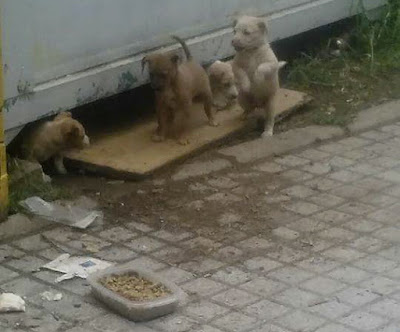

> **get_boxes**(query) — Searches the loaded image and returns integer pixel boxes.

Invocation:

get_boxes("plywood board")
[65,89,310,178]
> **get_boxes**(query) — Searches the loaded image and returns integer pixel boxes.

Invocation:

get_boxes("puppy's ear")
[141,56,149,74]
[257,20,268,34]
[170,53,180,65]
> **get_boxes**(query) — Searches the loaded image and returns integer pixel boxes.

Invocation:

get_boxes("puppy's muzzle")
[232,39,244,52]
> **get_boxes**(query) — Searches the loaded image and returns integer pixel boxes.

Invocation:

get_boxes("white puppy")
[232,16,286,137]
[207,60,238,110]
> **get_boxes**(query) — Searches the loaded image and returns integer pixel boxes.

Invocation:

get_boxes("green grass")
[285,0,400,127]
[7,157,70,215]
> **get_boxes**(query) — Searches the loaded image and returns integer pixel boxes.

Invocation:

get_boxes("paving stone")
[212,288,259,308]
[275,310,326,331]
[211,311,258,332]
[180,258,225,274]
[308,193,345,208]
[297,148,331,161]
[86,313,136,332]
[352,255,397,273]
[329,170,364,182]
[283,201,322,216]
[151,229,193,242]
[243,257,282,272]
[338,202,377,216]
[374,227,400,243]
[158,266,195,285]
[280,169,315,182]
[243,300,289,321]
[126,256,166,271]
[191,326,225,332]
[5,255,46,273]
[322,246,366,262]
[98,226,138,242]
[305,178,341,191]
[213,246,243,262]
[181,278,227,297]
[148,314,198,332]
[327,266,372,284]
[314,324,355,332]
[360,276,400,295]
[94,245,138,262]
[313,210,352,225]
[207,177,239,189]
[317,227,357,242]
[211,266,252,286]
[267,246,308,263]
[271,287,319,308]
[343,218,383,233]
[237,236,274,250]
[0,245,24,262]
[252,324,291,332]
[253,161,286,173]
[348,236,387,253]
[125,220,154,233]
[296,256,340,274]
[307,298,353,319]
[271,227,300,240]
[267,266,314,285]
[340,311,388,331]
[301,276,346,295]
[0,265,19,284]
[369,298,400,319]
[172,159,231,181]
[13,234,51,252]
[184,300,229,321]
[302,162,332,175]
[240,277,287,297]
[124,236,165,253]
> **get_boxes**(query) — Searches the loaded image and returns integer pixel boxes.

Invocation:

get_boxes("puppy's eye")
[224,82,231,88]
[243,30,250,35]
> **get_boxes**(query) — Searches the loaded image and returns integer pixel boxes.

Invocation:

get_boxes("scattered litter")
[20,196,103,229]
[40,291,63,301]
[0,293,26,312]
[42,254,113,283]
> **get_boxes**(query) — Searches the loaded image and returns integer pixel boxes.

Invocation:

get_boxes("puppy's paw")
[209,119,220,127]
[261,130,274,138]
[178,138,190,146]
[152,134,165,142]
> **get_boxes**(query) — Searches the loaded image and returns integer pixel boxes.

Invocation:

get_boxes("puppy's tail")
[171,35,192,60]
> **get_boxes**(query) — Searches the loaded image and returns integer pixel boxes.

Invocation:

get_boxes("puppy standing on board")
[142,36,219,145]
[20,112,90,174]
[207,60,238,110]
[232,16,286,138]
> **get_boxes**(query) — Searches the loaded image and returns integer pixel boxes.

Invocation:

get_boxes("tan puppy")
[21,112,90,174]
[232,16,286,138]
[208,60,238,110]
[142,36,218,144]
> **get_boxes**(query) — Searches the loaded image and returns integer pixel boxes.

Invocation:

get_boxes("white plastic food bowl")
[88,266,181,322]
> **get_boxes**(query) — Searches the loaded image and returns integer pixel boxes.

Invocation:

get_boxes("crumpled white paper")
[0,293,26,312]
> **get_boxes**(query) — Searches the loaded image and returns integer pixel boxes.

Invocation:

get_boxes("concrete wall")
[1,0,385,142]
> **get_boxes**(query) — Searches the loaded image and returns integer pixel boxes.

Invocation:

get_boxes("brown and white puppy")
[207,60,238,110]
[232,16,286,138]
[142,36,218,144]
[21,112,90,174]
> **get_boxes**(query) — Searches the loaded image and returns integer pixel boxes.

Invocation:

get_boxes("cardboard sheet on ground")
[66,88,310,178]
[42,254,113,283]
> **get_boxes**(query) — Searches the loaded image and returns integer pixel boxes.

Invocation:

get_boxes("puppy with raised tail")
[142,36,219,145]
[207,60,238,110]
[20,112,90,174]
[232,16,286,138]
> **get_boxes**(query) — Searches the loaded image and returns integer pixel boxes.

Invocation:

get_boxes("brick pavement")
[3,121,400,331]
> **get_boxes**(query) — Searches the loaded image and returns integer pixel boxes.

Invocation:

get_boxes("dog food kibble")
[100,274,171,301]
